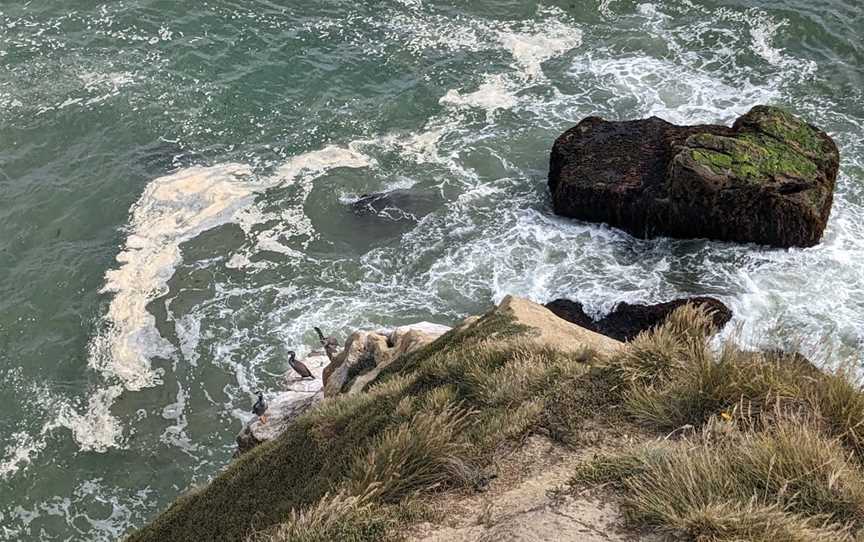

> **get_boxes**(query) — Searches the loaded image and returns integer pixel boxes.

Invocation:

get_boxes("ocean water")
[1,0,862,539]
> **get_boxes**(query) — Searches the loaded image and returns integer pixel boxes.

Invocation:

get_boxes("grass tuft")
[570,419,864,541]
[245,491,395,542]
[349,406,475,503]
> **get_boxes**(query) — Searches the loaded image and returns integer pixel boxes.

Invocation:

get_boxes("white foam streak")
[55,386,124,453]
[273,144,373,181]
[0,433,45,480]
[439,7,583,118]
[78,146,374,452]
[497,19,583,79]
[440,74,519,117]
[236,145,375,259]
[89,163,254,391]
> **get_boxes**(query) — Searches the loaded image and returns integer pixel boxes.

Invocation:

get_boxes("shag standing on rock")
[287,350,314,379]
[314,326,340,361]
[252,391,268,424]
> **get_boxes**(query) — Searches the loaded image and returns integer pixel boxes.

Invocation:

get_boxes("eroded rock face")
[549,106,839,247]
[323,322,451,397]
[545,297,732,342]
[235,392,321,455]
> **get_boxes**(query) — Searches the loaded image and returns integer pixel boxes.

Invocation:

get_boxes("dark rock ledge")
[545,297,732,342]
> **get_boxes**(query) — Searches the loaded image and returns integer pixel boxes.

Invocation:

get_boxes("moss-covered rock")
[667,106,838,246]
[548,105,839,247]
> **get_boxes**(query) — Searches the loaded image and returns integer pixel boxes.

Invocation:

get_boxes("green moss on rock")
[684,130,820,184]
[737,105,834,163]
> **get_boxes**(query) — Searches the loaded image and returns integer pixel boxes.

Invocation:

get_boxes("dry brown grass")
[569,305,864,542]
[349,406,475,503]
[572,419,864,541]
[245,491,394,542]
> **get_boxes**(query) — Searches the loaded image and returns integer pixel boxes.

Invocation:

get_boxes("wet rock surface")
[545,297,732,342]
[549,106,839,247]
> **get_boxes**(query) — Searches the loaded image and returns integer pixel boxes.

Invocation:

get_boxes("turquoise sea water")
[1,1,862,539]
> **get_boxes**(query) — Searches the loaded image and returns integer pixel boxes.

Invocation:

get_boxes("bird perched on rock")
[287,350,314,379]
[314,327,340,361]
[252,391,268,424]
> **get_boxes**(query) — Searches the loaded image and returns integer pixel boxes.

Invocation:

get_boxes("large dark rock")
[549,106,839,247]
[545,297,732,342]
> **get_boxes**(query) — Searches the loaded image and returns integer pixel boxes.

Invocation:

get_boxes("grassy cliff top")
[128,298,864,542]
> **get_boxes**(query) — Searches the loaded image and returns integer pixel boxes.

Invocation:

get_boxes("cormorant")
[314,327,340,361]
[287,350,314,379]
[252,391,268,424]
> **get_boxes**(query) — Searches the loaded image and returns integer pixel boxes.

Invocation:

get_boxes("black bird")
[252,391,268,424]
[314,327,340,361]
[287,350,314,379]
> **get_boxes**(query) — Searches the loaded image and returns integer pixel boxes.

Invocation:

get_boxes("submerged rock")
[350,189,439,222]
[549,106,839,247]
[545,297,732,342]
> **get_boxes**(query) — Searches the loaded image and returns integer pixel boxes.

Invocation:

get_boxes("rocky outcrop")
[545,297,732,342]
[235,391,321,455]
[549,106,839,247]
[235,353,328,455]
[496,295,622,357]
[323,322,451,397]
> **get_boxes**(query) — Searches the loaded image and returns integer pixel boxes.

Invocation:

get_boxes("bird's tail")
[314,326,326,342]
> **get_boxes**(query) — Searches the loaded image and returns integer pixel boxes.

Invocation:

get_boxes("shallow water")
[1,1,862,539]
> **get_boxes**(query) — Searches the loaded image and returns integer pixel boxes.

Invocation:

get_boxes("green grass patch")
[566,304,864,542]
[127,308,592,542]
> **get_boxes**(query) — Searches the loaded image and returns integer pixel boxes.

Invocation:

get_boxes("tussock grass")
[246,491,394,542]
[349,406,474,503]
[611,305,864,451]
[810,367,864,459]
[661,500,852,542]
[568,305,864,541]
[571,420,864,541]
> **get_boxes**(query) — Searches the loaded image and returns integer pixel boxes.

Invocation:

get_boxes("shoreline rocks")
[234,295,726,455]
[548,106,839,247]
[235,353,329,455]
[545,297,732,342]
[237,322,453,455]
[323,322,452,397]
[497,295,623,356]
